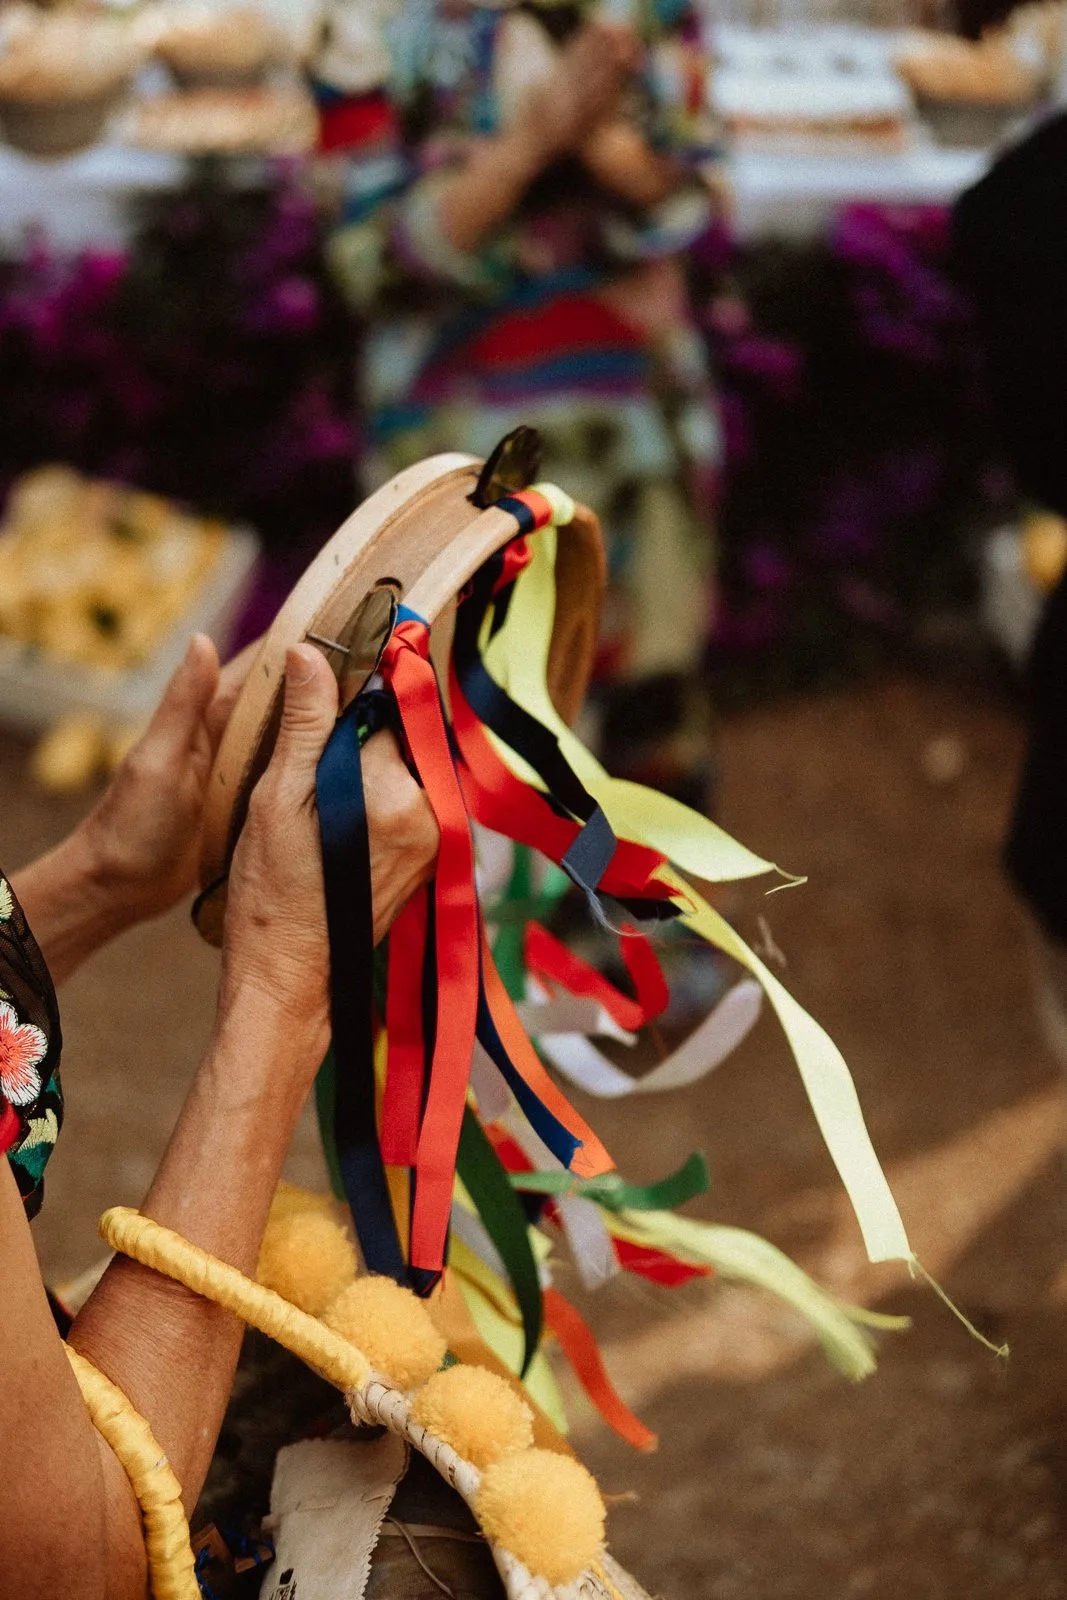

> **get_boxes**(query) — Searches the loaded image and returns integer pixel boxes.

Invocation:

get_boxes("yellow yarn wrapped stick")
[64,1345,198,1600]
[100,1207,370,1391]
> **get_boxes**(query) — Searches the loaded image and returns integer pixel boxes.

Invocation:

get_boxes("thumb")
[269,644,340,791]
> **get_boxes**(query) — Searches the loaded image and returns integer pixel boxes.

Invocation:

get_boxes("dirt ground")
[6,671,1067,1600]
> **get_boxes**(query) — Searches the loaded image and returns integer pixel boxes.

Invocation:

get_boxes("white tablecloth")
[0,144,186,253]
[724,143,990,241]
[0,137,992,255]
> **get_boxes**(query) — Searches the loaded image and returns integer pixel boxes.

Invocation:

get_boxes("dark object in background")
[955,114,1067,521]
[954,112,1067,941]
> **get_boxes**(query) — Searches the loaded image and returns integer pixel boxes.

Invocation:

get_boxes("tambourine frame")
[195,450,605,943]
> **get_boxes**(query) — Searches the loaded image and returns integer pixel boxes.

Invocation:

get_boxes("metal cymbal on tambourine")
[194,444,606,945]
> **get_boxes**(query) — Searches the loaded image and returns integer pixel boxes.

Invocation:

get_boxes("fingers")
[205,637,260,752]
[575,19,638,72]
[137,633,220,767]
[264,645,339,803]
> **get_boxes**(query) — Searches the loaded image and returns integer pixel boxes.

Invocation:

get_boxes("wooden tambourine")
[195,446,606,943]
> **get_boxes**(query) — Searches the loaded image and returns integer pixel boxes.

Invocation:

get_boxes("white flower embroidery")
[0,999,47,1107]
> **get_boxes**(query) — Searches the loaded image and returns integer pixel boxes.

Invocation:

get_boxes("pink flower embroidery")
[0,1000,47,1107]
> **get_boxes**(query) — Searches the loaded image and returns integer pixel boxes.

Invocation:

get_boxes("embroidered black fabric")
[0,872,63,1217]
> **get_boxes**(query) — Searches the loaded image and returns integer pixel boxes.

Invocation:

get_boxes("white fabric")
[263,1434,407,1600]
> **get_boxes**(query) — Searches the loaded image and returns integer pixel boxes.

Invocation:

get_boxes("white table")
[724,142,991,241]
[0,134,993,255]
[0,143,186,253]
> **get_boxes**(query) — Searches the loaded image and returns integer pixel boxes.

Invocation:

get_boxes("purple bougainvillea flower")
[723,334,803,400]
[742,540,793,592]
[711,594,788,654]
[718,390,753,467]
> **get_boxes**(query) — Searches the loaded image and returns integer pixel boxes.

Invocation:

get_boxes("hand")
[77,634,255,926]
[581,117,684,207]
[517,21,639,163]
[219,645,439,1041]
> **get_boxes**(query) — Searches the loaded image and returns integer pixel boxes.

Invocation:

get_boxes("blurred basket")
[0,86,126,156]
[0,523,258,733]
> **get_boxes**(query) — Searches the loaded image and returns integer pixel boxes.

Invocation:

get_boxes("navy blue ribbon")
[315,695,406,1282]
[451,550,618,904]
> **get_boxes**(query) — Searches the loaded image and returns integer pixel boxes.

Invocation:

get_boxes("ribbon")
[612,1237,710,1288]
[477,525,912,1268]
[605,1210,907,1381]
[509,1151,710,1213]
[456,1106,543,1375]
[380,885,430,1166]
[316,701,406,1281]
[449,494,673,922]
[381,611,480,1278]
[447,1236,567,1425]
[450,665,676,905]
[524,920,669,1033]
[535,978,764,1101]
[543,1288,657,1452]
[477,928,613,1180]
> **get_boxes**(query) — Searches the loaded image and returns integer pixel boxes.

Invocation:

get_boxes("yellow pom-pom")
[322,1276,446,1390]
[256,1211,358,1316]
[268,1182,340,1225]
[474,1449,606,1585]
[409,1365,535,1469]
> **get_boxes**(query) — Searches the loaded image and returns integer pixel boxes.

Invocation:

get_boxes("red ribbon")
[380,883,429,1167]
[613,1237,711,1289]
[448,659,674,902]
[524,922,669,1034]
[381,618,480,1273]
[543,1288,657,1452]
[0,1099,19,1156]
[491,532,534,594]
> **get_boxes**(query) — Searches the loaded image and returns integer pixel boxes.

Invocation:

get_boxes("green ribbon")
[490,844,533,1001]
[314,1049,345,1201]
[509,1150,711,1213]
[456,1106,543,1376]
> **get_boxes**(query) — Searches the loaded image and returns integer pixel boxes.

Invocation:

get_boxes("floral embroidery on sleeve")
[0,1001,48,1106]
[0,872,63,1217]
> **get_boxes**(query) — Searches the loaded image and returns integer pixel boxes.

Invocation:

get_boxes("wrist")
[12,830,139,955]
[74,810,156,925]
[214,959,330,1090]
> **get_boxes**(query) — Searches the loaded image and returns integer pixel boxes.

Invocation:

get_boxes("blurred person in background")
[954,111,1067,1055]
[0,635,439,1597]
[315,0,724,809]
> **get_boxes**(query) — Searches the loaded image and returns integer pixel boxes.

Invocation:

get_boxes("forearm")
[10,828,139,986]
[0,1157,129,1600]
[70,981,328,1515]
[435,125,552,258]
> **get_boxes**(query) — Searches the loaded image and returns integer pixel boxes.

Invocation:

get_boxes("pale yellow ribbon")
[481,506,911,1267]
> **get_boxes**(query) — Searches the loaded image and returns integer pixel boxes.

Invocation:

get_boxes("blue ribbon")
[316,697,406,1282]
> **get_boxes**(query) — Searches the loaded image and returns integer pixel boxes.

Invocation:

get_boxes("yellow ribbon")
[482,512,911,1267]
